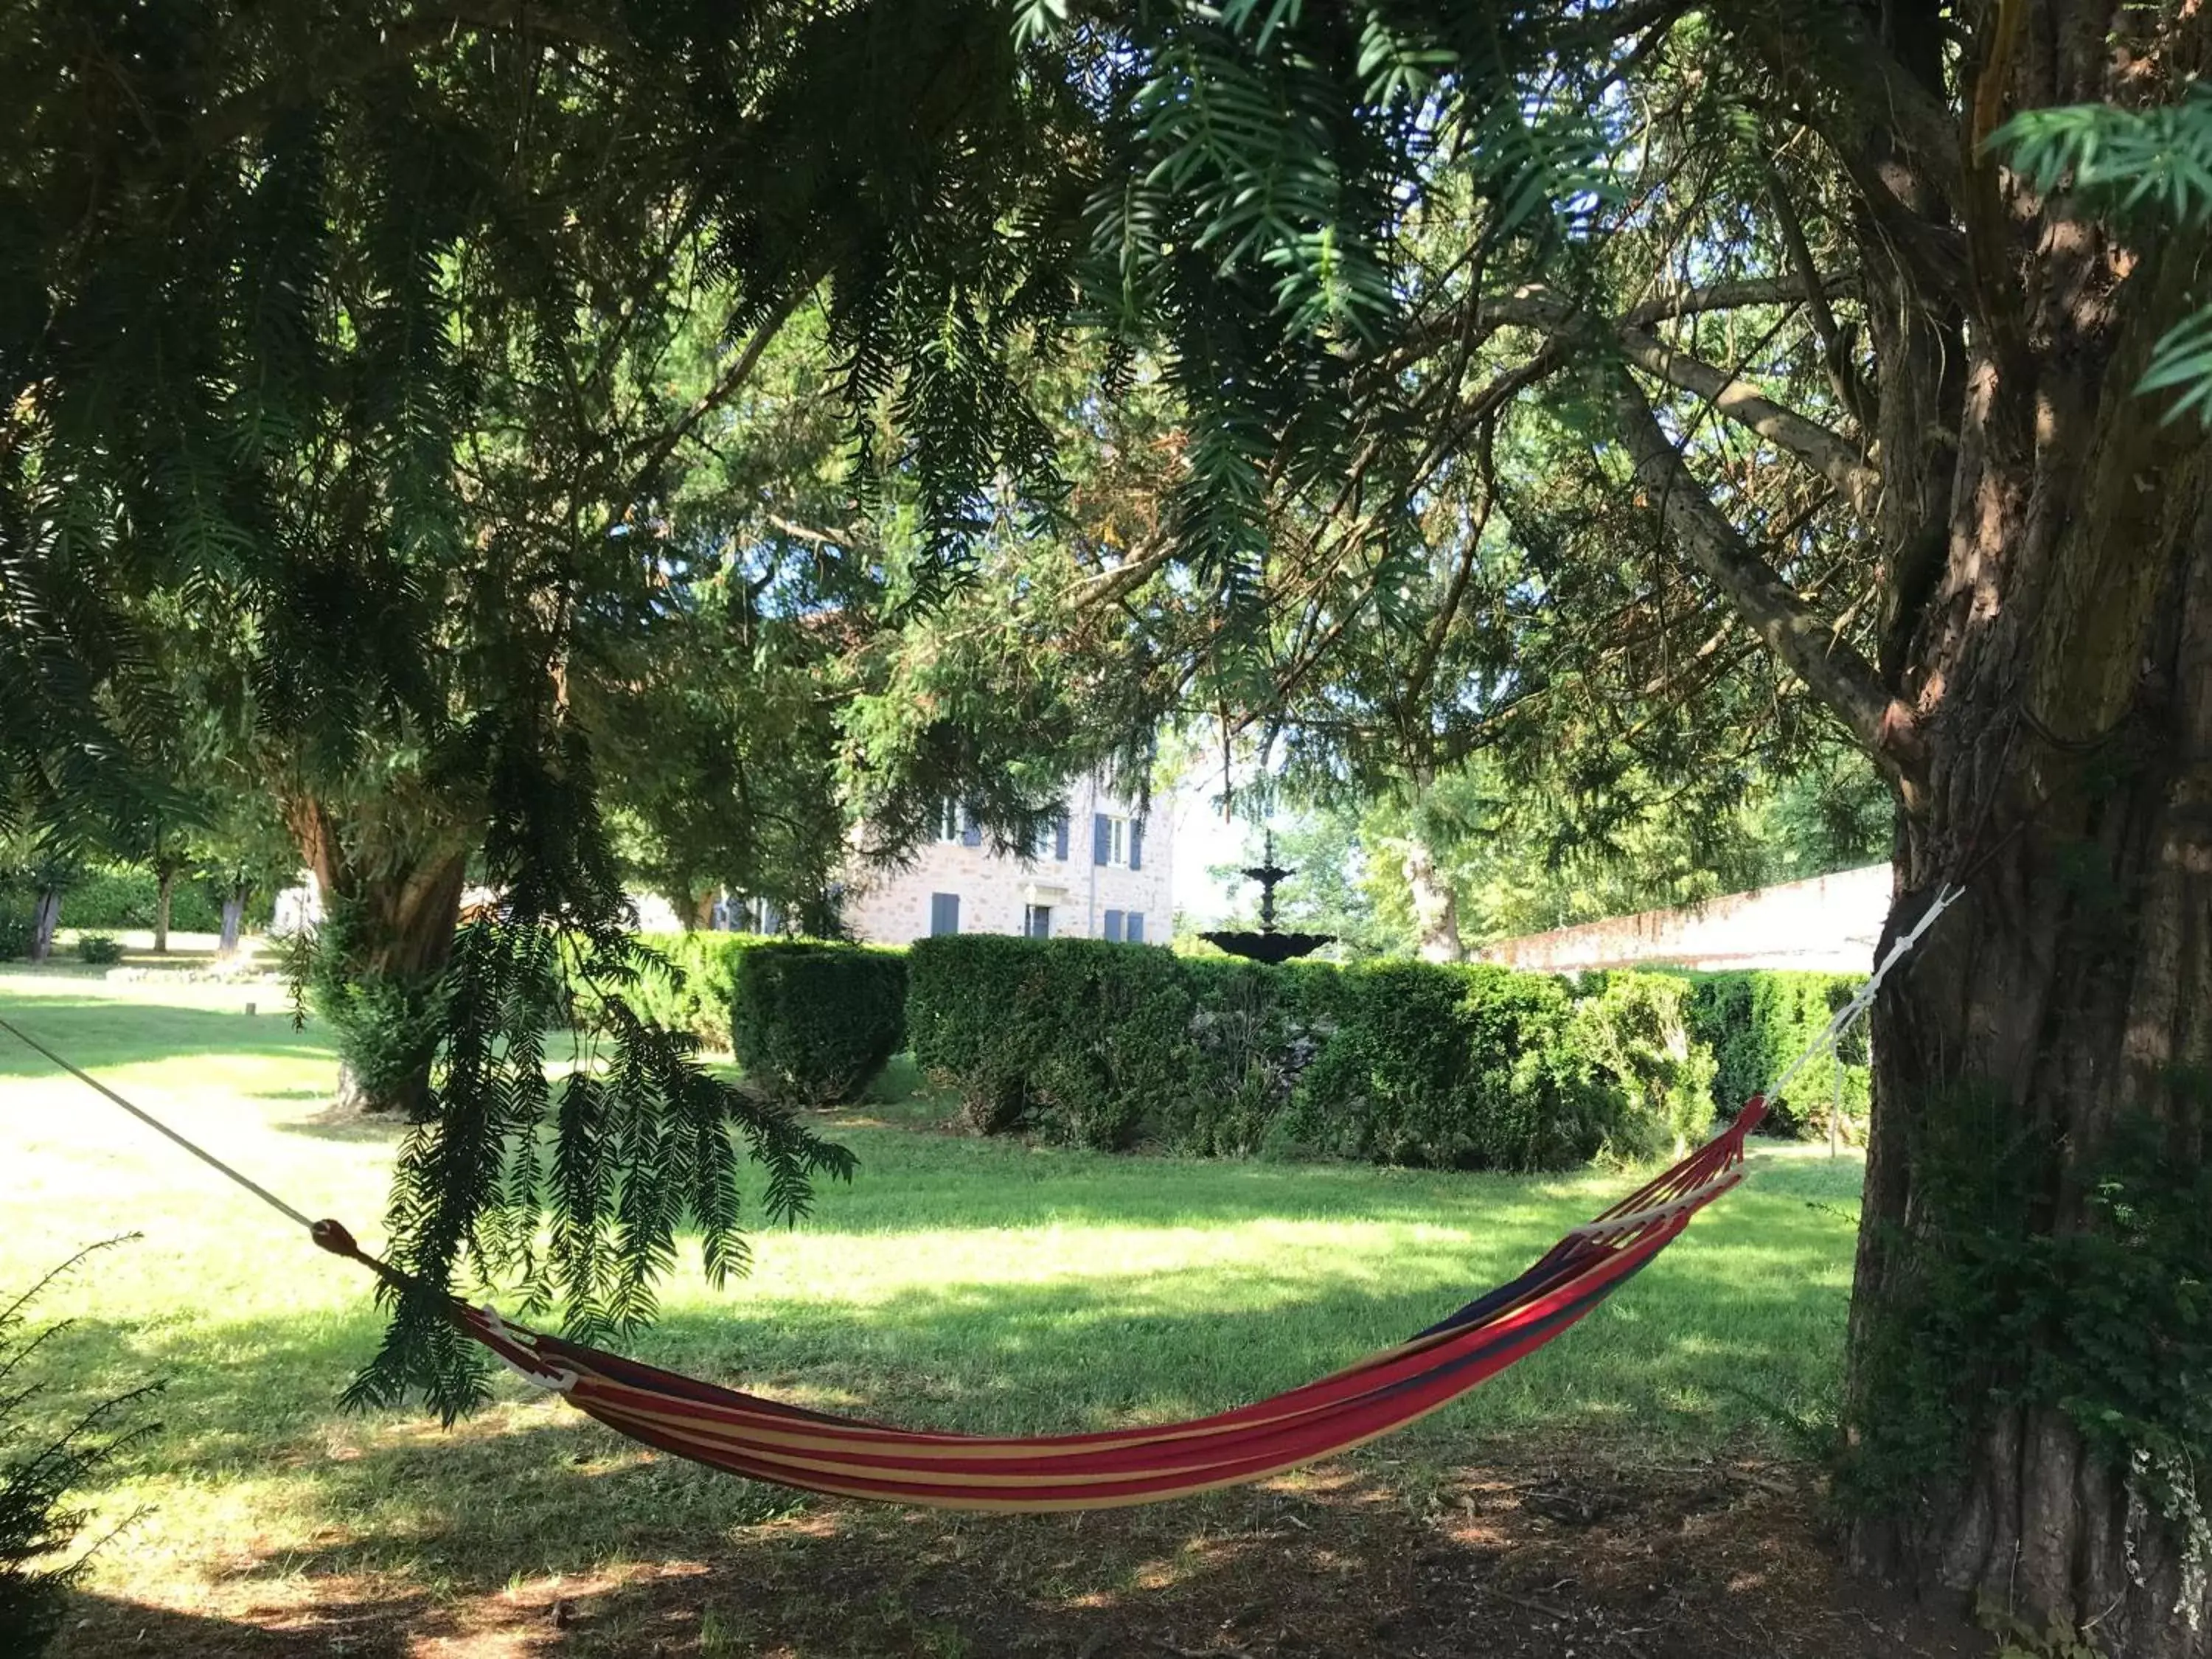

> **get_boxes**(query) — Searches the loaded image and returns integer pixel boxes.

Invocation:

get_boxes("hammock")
[313,1097,1767,1512]
[0,882,1956,1514]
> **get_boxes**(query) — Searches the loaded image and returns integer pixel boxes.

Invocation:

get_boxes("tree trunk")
[27,889,59,962]
[218,888,245,956]
[287,796,470,1116]
[1837,123,2212,1651]
[153,870,173,954]
[1400,835,1463,962]
[690,888,714,931]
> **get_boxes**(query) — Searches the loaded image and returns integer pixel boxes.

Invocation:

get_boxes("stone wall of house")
[1475,863,1891,974]
[838,774,1174,946]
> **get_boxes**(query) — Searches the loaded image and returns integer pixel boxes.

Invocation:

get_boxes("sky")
[1167,773,1260,928]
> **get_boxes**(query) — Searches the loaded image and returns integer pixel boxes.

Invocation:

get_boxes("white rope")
[474,1304,580,1394]
[1759,883,1964,1109]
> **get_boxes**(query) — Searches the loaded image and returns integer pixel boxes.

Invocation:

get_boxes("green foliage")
[1683,971,1868,1136]
[908,935,1193,1150]
[1841,1110,2212,1590]
[0,1239,161,1659]
[347,735,855,1421]
[622,932,762,1055]
[1290,961,1624,1172]
[1026,939,1198,1151]
[0,914,30,961]
[907,934,1056,1133]
[72,933,122,966]
[730,942,907,1108]
[64,866,228,935]
[1571,972,1717,1156]
[911,936,1664,1171]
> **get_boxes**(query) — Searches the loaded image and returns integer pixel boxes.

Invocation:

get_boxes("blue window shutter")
[1126,911,1144,944]
[1102,909,1123,943]
[1127,819,1144,871]
[1093,813,1110,866]
[1054,813,1069,861]
[961,808,982,847]
[931,893,960,935]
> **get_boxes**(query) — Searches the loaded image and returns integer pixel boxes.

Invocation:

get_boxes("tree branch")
[1613,322,1879,513]
[1606,369,1910,773]
[625,284,815,501]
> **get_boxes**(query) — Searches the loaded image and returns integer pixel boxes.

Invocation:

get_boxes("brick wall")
[838,775,1173,946]
[1475,863,1891,973]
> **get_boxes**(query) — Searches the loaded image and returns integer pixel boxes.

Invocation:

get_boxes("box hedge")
[626,931,762,1051]
[907,937,1691,1170]
[1683,970,1869,1135]
[730,942,907,1107]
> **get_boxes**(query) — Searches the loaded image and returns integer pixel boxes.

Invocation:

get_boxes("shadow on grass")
[57,1587,418,1659]
[40,1234,1931,1659]
[0,995,333,1077]
[31,1186,1857,1582]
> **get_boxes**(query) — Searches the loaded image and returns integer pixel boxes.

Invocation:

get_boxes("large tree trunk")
[153,870,173,955]
[289,796,470,1116]
[1837,44,2212,1641]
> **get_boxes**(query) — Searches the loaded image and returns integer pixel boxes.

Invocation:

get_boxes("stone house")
[838,775,1172,946]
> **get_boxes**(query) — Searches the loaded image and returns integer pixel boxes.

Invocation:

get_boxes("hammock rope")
[0,881,1961,1513]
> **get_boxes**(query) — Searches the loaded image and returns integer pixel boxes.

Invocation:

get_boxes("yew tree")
[1062,2,2209,1647]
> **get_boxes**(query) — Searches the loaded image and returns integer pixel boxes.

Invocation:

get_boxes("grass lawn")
[0,967,1883,1658]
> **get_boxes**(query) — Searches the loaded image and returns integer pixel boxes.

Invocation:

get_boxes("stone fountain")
[1199,832,1335,964]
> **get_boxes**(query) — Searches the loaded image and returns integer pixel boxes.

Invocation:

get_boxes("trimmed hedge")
[731,942,907,1107]
[1683,970,1869,1135]
[908,937,1687,1169]
[1279,961,1625,1170]
[627,931,761,1051]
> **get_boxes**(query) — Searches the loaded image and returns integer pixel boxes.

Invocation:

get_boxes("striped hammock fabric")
[451,1098,1770,1513]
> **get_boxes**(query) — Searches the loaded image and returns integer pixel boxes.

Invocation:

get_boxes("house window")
[1102,908,1123,942]
[1024,903,1053,939]
[930,892,961,935]
[936,800,962,843]
[1091,813,1143,869]
[1125,911,1145,944]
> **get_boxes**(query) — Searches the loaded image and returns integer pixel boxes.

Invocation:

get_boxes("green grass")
[0,969,1867,1642]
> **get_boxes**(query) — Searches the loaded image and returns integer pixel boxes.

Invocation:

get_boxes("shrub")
[623,931,761,1052]
[907,935,1193,1148]
[1288,961,1630,1172]
[0,913,32,961]
[66,866,226,934]
[730,942,906,1107]
[1169,959,1317,1156]
[72,933,123,966]
[1026,939,1194,1150]
[1684,970,1869,1135]
[906,934,1057,1132]
[1,1241,161,1659]
[1571,971,1717,1157]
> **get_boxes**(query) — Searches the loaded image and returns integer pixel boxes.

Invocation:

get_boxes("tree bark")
[153,870,173,954]
[1838,139,2212,1659]
[218,888,245,956]
[287,796,470,1116]
[28,889,59,963]
[1399,835,1464,962]
[1691,7,2212,1649]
